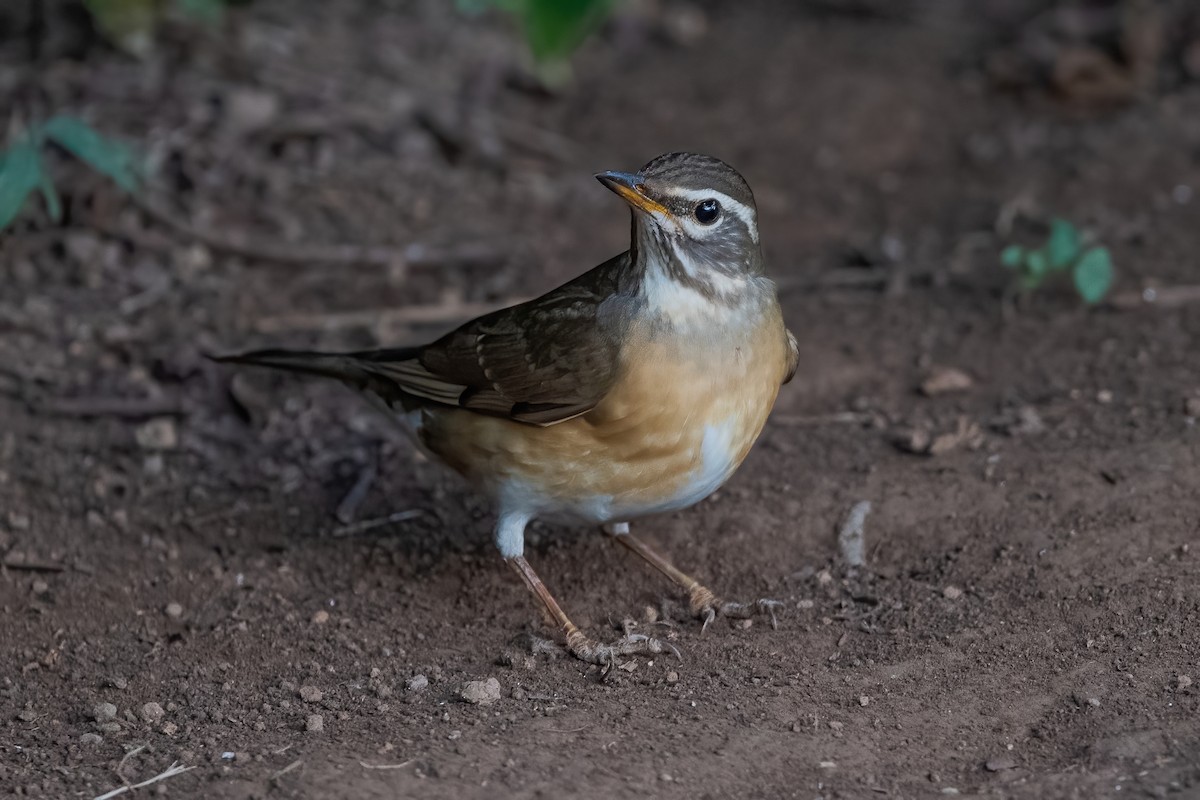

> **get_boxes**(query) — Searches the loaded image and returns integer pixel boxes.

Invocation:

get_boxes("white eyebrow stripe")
[659,187,758,243]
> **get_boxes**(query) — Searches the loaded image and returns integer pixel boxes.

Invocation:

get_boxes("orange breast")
[419,306,789,524]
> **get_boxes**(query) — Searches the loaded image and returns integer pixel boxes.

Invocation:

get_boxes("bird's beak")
[595,171,671,217]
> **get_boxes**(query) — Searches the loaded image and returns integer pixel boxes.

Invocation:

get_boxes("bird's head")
[596,152,763,302]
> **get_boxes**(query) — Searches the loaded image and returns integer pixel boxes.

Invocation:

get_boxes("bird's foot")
[564,628,681,668]
[688,585,782,633]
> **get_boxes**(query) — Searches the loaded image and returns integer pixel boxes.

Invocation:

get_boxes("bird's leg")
[607,527,781,632]
[506,555,678,667]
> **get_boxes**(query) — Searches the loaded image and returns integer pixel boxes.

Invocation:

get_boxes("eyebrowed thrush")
[216,152,799,665]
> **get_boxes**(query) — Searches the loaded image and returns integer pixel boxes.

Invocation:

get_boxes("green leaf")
[0,137,48,230]
[1000,244,1025,269]
[84,0,158,56]
[172,0,225,26]
[1045,218,1081,272]
[1073,247,1114,305]
[42,116,142,193]
[1025,249,1049,282]
[38,168,62,223]
[517,0,611,63]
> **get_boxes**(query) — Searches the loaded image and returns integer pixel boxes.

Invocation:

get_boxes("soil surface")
[2,1,1199,798]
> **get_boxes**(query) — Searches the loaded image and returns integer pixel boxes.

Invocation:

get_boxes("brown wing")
[354,253,632,425]
[783,329,799,385]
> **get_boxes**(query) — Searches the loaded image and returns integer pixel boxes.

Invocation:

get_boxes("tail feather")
[210,345,419,383]
[208,349,376,384]
[210,346,436,412]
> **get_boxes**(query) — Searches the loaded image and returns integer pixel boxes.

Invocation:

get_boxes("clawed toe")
[564,629,681,667]
[719,598,782,629]
[691,588,782,632]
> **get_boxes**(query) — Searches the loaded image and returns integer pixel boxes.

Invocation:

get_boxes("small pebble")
[80,733,103,746]
[161,721,178,736]
[859,695,870,707]
[140,702,165,724]
[459,678,501,705]
[942,586,963,600]
[165,602,183,620]
[985,756,1016,772]
[135,418,178,450]
[92,702,118,722]
[665,670,679,684]
[31,579,49,595]
[1176,674,1193,690]
[920,366,973,396]
[660,772,674,782]
[99,722,121,734]
[299,685,323,703]
[406,674,429,693]
[305,714,324,733]
[311,610,330,625]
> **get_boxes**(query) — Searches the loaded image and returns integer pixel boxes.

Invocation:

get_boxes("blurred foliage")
[0,117,142,231]
[84,0,227,56]
[1001,218,1114,305]
[457,0,616,80]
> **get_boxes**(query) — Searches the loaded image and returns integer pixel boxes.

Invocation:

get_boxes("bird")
[214,152,799,666]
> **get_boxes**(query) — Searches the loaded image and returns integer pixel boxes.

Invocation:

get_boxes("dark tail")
[208,347,419,387]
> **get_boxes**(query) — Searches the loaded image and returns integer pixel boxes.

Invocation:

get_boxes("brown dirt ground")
[2,1,1199,797]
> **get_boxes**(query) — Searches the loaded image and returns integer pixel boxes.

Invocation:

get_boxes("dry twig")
[91,761,194,800]
[330,509,422,538]
[131,194,504,270]
[359,759,414,770]
[269,759,304,782]
[39,396,186,419]
[1109,285,1200,311]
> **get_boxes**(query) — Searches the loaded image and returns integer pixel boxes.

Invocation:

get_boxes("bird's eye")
[694,199,720,224]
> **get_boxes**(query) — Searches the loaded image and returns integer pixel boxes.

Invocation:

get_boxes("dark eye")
[694,198,720,224]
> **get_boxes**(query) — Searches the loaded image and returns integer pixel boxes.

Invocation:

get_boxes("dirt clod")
[458,678,501,705]
[311,610,330,625]
[299,685,323,703]
[165,602,183,619]
[305,714,324,733]
[80,733,103,746]
[140,702,165,724]
[406,675,429,693]
[92,702,117,722]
